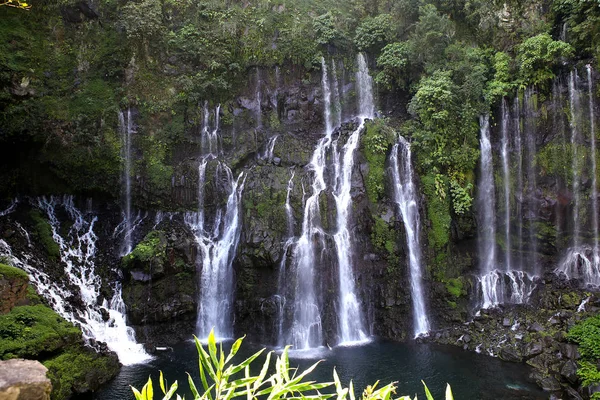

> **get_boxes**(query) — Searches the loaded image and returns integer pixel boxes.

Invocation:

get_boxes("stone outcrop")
[0,359,52,400]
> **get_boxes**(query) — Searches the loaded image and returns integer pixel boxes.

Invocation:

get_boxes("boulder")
[0,359,52,400]
[560,360,578,384]
[499,347,522,363]
[523,342,543,359]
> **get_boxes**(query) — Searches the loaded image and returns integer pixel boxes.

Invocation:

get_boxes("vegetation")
[0,262,29,281]
[44,346,120,400]
[132,331,455,400]
[28,209,60,260]
[123,230,167,271]
[0,304,81,360]
[568,314,600,392]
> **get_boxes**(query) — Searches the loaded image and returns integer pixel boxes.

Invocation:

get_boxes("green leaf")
[159,371,167,395]
[225,336,244,364]
[188,372,201,400]
[422,381,434,400]
[163,380,179,400]
[229,348,264,375]
[131,386,144,400]
[445,384,454,400]
[208,329,219,367]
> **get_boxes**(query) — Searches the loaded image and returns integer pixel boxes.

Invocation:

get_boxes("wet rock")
[499,347,522,363]
[565,387,583,400]
[523,342,543,359]
[528,322,544,332]
[0,359,52,400]
[538,376,561,392]
[503,317,511,327]
[99,307,110,322]
[560,360,578,384]
[558,343,580,360]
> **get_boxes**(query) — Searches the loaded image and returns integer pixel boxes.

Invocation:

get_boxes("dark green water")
[87,339,545,399]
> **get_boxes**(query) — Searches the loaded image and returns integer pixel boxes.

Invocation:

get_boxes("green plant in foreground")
[132,330,454,400]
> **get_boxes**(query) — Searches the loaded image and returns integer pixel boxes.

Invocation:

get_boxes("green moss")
[0,304,81,360]
[0,263,28,281]
[568,314,600,388]
[44,346,120,400]
[362,120,396,204]
[28,210,60,260]
[122,230,166,270]
[445,278,465,298]
[421,173,451,250]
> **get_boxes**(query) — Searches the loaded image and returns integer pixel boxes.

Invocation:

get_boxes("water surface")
[88,339,544,400]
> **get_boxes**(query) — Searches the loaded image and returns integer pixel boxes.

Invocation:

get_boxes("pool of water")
[85,338,544,399]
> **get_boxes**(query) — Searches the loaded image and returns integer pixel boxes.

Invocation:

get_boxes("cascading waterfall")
[476,115,498,308]
[555,67,600,286]
[275,169,296,347]
[390,137,430,337]
[333,120,368,345]
[524,89,539,273]
[287,54,372,349]
[286,60,333,349]
[476,110,537,309]
[262,135,278,162]
[185,104,246,340]
[500,100,512,271]
[118,109,134,255]
[35,196,151,365]
[588,65,599,267]
[0,198,18,217]
[333,54,372,344]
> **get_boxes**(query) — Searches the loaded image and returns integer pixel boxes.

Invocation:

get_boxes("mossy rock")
[0,304,81,360]
[445,277,466,298]
[0,263,29,314]
[122,230,167,277]
[28,209,60,260]
[0,263,28,281]
[44,346,120,400]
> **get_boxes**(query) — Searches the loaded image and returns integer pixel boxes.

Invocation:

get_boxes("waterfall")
[118,109,134,255]
[255,68,262,128]
[555,67,600,287]
[356,53,374,118]
[500,100,512,271]
[524,88,539,273]
[390,138,430,337]
[513,98,525,269]
[333,121,368,345]
[262,135,278,162]
[0,198,18,217]
[185,104,245,340]
[476,115,501,307]
[476,109,537,309]
[587,65,599,266]
[287,54,372,349]
[34,196,151,365]
[276,169,296,347]
[331,60,342,127]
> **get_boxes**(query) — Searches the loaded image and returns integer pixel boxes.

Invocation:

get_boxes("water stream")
[390,137,430,337]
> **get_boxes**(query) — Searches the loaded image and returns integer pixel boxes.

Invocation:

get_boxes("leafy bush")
[375,42,411,90]
[44,346,120,400]
[516,33,573,86]
[568,314,600,390]
[354,14,395,52]
[0,304,81,359]
[132,330,455,400]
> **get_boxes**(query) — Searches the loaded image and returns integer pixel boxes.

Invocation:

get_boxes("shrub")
[132,330,455,400]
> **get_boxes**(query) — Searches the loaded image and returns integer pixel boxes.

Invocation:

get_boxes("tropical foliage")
[131,331,454,400]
